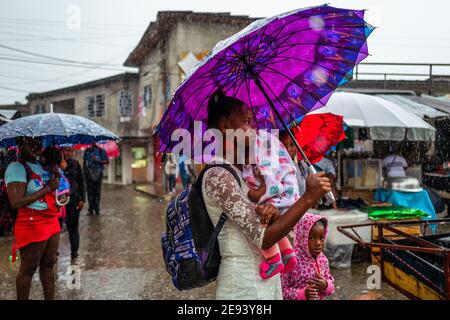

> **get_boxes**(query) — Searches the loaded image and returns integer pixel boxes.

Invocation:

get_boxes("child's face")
[308,221,325,258]
[280,134,297,161]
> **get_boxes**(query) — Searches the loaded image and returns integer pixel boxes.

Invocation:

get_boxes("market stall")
[308,92,442,267]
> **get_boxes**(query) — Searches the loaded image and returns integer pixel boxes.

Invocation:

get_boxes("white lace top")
[202,161,283,300]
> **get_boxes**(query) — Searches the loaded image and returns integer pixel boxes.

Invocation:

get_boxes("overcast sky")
[1,0,450,104]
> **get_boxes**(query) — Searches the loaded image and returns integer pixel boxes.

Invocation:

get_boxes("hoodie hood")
[294,213,328,258]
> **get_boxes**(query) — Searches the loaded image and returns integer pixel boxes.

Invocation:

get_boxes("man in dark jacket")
[83,143,108,215]
[62,147,86,266]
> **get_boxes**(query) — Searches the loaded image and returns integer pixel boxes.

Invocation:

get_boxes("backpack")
[161,163,241,290]
[0,159,32,235]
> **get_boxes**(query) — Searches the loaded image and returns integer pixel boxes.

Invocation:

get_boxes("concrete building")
[0,103,29,124]
[123,11,256,183]
[23,12,257,185]
[26,73,144,185]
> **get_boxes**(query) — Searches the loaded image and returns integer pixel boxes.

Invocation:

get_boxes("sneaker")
[281,249,297,274]
[260,254,284,280]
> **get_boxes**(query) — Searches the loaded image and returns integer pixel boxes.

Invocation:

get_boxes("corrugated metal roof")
[0,109,19,120]
[377,95,449,119]
[407,95,450,114]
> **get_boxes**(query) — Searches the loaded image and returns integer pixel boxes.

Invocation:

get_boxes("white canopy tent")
[311,92,436,141]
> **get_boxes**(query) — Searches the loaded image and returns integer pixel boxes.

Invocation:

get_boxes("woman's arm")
[261,172,331,250]
[204,167,266,248]
[204,167,330,249]
[5,163,60,210]
[7,182,55,210]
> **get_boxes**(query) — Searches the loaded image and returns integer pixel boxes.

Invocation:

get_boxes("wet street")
[0,185,405,300]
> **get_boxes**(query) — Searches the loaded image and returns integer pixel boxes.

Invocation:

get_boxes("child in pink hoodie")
[281,213,335,300]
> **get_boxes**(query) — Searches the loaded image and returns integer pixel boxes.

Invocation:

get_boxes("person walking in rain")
[83,143,108,215]
[178,155,191,190]
[164,153,178,194]
[62,147,86,265]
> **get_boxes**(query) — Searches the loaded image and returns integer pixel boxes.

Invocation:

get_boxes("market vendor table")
[374,188,437,220]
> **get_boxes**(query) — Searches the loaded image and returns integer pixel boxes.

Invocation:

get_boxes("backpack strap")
[17,158,33,183]
[386,155,398,176]
[200,163,242,259]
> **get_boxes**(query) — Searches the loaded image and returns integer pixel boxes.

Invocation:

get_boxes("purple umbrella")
[156,4,373,160]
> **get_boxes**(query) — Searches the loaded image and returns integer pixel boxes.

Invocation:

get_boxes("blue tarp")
[374,188,437,220]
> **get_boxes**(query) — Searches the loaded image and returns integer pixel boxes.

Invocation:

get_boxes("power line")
[0,44,129,67]
[0,85,29,93]
[0,38,135,48]
[3,60,73,75]
[0,74,66,83]
[0,56,133,71]
[0,30,140,41]
[0,17,147,30]
[0,21,141,37]
[3,49,134,86]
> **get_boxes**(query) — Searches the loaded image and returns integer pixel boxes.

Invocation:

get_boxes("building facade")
[25,12,257,185]
[124,11,256,183]
[26,73,147,185]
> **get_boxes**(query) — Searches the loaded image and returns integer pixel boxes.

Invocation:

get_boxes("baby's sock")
[278,237,297,274]
[259,254,284,280]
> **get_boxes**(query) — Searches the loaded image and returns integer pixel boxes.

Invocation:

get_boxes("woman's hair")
[41,147,62,167]
[16,137,26,146]
[16,137,38,148]
[206,89,245,129]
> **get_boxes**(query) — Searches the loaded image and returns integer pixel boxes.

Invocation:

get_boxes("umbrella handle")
[308,165,336,203]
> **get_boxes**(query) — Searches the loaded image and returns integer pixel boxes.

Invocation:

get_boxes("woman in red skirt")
[5,137,61,300]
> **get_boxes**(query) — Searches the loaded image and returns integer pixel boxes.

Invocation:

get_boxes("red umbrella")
[292,113,345,164]
[71,141,120,159]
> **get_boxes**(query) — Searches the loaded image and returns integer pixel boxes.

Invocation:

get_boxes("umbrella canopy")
[0,113,119,148]
[71,141,121,159]
[292,113,346,164]
[155,5,374,154]
[311,92,436,141]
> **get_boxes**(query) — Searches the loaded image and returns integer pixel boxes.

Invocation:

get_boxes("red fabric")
[44,192,59,212]
[13,207,61,250]
[292,113,346,164]
[72,141,120,159]
[59,206,66,220]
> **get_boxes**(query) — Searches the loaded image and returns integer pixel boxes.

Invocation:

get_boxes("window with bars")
[118,90,132,116]
[87,96,95,117]
[143,85,152,108]
[35,104,46,114]
[95,95,105,117]
[86,95,105,117]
